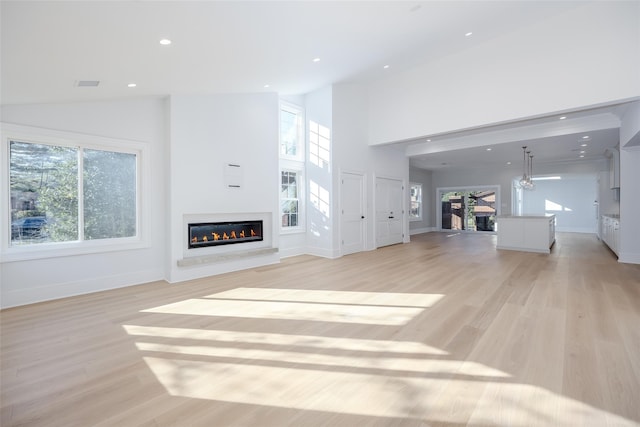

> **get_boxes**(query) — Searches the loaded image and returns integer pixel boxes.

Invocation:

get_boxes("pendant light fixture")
[518,146,535,190]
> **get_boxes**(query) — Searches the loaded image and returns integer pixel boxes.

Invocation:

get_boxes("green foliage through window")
[9,140,137,245]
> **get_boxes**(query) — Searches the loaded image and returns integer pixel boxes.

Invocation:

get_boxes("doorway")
[376,177,404,247]
[340,171,366,255]
[438,186,499,232]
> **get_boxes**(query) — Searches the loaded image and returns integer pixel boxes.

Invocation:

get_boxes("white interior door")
[340,172,366,255]
[376,177,404,248]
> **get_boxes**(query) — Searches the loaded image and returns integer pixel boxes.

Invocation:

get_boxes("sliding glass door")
[438,187,498,232]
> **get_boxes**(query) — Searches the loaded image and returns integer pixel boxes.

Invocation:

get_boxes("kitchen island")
[496,214,555,254]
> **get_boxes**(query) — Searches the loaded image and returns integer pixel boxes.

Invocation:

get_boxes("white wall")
[368,2,640,145]
[522,175,598,233]
[166,93,280,283]
[618,101,640,263]
[0,98,167,308]
[304,86,335,257]
[332,83,410,251]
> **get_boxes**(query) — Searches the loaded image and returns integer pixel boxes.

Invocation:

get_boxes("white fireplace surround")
[180,212,274,265]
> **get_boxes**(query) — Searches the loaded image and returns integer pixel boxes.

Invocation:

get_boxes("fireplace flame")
[202,235,208,242]
[231,231,237,239]
[223,232,230,240]
[239,230,245,238]
[212,232,220,241]
[191,236,198,243]
[251,229,256,237]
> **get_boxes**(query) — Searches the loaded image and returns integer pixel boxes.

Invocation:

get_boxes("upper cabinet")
[606,148,620,189]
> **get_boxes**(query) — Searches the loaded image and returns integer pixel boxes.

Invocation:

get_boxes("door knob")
[361,216,365,219]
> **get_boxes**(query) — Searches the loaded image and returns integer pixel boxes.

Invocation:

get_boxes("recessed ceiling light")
[507,161,512,165]
[383,65,390,69]
[580,150,585,154]
[465,32,473,37]
[486,148,492,151]
[127,83,137,88]
[559,116,567,120]
[580,143,588,147]
[264,84,270,88]
[426,139,431,142]
[159,38,172,45]
[580,155,585,158]
[313,57,320,63]
[582,135,590,139]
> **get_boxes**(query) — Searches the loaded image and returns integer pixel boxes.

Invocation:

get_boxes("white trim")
[0,269,163,309]
[279,101,305,162]
[1,123,151,263]
[410,227,435,235]
[618,251,640,265]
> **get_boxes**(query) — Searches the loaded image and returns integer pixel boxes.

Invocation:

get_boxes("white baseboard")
[409,227,435,235]
[556,227,597,234]
[1,269,164,309]
[618,251,640,265]
[279,246,308,259]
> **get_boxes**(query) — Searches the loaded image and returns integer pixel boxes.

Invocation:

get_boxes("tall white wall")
[166,93,280,282]
[368,1,640,145]
[304,86,335,257]
[618,101,640,263]
[0,98,167,308]
[332,83,409,251]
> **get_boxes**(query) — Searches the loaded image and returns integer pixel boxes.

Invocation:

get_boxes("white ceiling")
[0,1,633,170]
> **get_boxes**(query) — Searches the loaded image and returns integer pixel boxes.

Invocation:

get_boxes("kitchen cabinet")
[496,215,555,254]
[601,215,619,256]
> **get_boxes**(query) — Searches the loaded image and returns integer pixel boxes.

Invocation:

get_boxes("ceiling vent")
[75,80,100,87]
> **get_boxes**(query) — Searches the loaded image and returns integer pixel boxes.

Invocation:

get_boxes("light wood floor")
[2,232,639,427]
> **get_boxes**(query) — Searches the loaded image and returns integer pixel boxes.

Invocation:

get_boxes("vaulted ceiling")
[1,1,634,170]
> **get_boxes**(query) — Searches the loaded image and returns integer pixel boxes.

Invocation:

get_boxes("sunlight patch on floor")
[142,289,444,326]
[140,356,634,426]
[134,341,508,378]
[205,288,444,308]
[123,325,448,355]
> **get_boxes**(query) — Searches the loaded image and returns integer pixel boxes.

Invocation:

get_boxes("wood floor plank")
[1,232,639,426]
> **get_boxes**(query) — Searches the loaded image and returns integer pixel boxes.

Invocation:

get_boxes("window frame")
[409,182,423,221]
[1,123,150,262]
[279,162,305,234]
[279,101,305,162]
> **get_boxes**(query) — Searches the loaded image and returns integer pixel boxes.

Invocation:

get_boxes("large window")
[9,141,137,245]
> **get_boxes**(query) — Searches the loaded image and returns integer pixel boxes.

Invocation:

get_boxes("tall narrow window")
[9,140,138,246]
[280,170,299,227]
[279,101,305,232]
[280,103,304,161]
[409,183,422,221]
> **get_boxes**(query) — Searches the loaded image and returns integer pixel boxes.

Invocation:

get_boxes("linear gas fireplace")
[188,220,263,249]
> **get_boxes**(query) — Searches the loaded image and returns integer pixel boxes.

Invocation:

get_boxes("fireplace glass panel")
[188,220,263,248]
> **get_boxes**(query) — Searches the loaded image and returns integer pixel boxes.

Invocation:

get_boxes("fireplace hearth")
[188,220,263,249]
